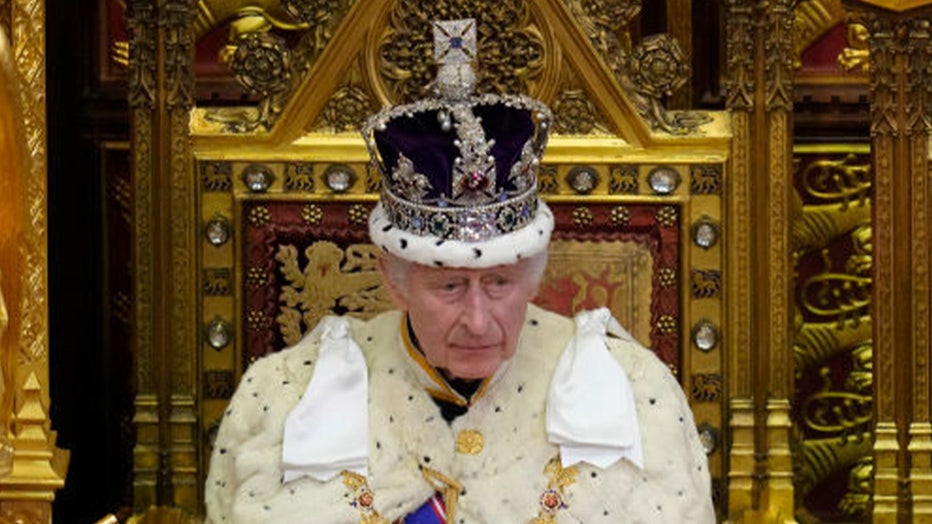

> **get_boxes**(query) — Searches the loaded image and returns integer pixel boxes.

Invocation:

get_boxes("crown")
[363,19,554,268]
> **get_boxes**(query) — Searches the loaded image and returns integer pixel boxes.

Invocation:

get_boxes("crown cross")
[433,19,476,65]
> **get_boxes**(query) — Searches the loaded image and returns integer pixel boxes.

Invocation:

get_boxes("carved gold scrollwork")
[799,154,870,210]
[793,148,874,519]
[206,31,291,132]
[799,273,871,321]
[802,375,871,436]
[566,0,709,134]
[795,341,873,518]
[198,1,353,131]
[279,0,352,94]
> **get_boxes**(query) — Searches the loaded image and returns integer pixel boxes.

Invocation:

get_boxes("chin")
[448,361,502,380]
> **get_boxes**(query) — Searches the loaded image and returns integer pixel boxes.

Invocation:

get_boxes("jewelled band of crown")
[381,183,539,242]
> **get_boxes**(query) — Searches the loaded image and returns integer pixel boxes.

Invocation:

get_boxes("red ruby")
[358,491,373,507]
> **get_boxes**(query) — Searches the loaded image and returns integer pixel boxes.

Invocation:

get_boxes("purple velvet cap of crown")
[372,103,535,201]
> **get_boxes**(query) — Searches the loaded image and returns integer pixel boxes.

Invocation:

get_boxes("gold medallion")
[455,429,484,454]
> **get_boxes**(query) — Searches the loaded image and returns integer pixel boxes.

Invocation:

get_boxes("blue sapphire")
[450,37,463,49]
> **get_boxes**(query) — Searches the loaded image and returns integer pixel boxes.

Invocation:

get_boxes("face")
[382,258,539,380]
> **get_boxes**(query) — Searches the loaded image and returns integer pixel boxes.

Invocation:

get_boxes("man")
[205,19,714,523]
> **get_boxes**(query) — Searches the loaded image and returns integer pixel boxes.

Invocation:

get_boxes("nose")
[460,283,491,334]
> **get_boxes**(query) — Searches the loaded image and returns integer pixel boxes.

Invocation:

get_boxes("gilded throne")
[181,1,731,519]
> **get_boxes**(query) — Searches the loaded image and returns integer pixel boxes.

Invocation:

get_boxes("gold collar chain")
[342,454,576,523]
[527,456,578,524]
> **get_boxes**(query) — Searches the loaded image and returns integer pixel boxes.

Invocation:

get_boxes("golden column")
[724,1,797,522]
[125,0,198,513]
[0,7,68,524]
[844,0,932,521]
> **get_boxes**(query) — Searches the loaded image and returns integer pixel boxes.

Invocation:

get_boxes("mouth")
[453,343,498,352]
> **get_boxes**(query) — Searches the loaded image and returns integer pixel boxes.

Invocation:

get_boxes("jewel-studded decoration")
[528,456,578,523]
[341,472,390,524]
[363,19,552,245]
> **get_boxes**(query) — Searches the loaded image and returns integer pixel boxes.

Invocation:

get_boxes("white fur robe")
[205,305,715,523]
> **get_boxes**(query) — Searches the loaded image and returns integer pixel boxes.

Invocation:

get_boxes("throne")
[126,0,731,518]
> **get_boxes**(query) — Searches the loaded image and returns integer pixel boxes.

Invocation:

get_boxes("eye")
[430,278,466,295]
[482,274,513,294]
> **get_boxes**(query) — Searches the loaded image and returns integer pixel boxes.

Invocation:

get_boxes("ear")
[378,255,409,311]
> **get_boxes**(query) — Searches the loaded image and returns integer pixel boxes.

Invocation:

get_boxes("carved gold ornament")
[553,90,599,135]
[316,85,375,133]
[838,23,870,73]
